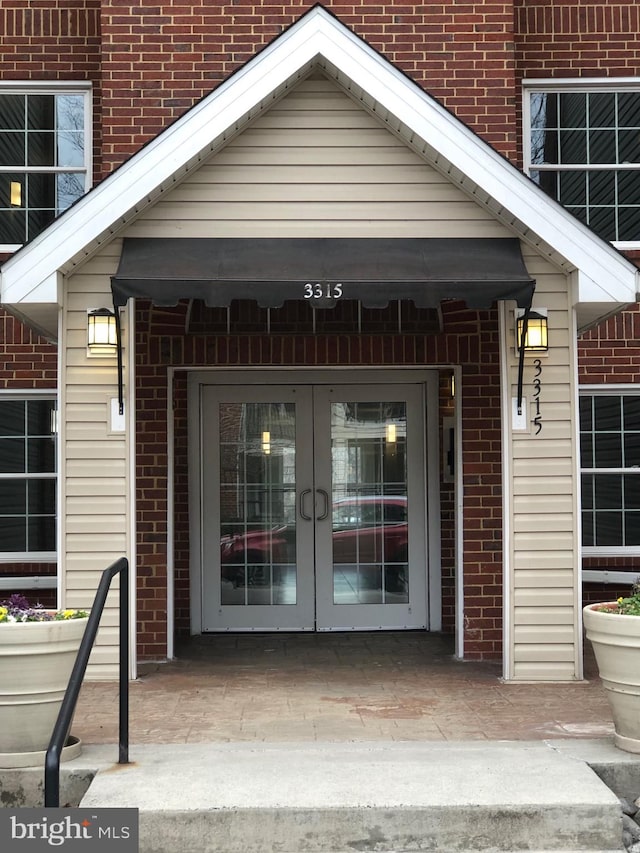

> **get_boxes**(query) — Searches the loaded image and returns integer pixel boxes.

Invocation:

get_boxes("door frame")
[187,368,441,634]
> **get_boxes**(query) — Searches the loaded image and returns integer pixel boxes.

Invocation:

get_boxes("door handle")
[316,488,329,521]
[299,489,313,521]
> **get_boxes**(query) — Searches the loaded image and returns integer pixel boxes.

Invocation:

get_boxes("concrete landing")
[76,740,630,852]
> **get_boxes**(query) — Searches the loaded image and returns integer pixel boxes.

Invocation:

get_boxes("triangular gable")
[1,3,637,328]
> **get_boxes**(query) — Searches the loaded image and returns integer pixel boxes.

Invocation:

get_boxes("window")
[0,397,57,558]
[524,83,640,244]
[580,393,640,551]
[0,85,91,248]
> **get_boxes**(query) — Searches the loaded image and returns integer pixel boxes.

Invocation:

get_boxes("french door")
[199,381,428,631]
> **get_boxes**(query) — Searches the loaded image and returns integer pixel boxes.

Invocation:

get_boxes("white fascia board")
[2,6,637,308]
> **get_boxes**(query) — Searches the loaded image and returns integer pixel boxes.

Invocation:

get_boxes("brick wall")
[135,301,501,661]
[99,0,520,175]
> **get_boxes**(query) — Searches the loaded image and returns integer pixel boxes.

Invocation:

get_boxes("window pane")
[27,399,55,435]
[27,173,56,210]
[0,131,25,166]
[589,92,615,128]
[579,396,593,431]
[594,474,622,509]
[589,129,615,164]
[581,474,594,509]
[624,513,640,546]
[559,171,586,205]
[595,511,622,546]
[582,510,594,546]
[27,208,56,241]
[57,172,85,211]
[623,396,640,430]
[0,399,25,435]
[618,207,640,242]
[560,129,587,164]
[0,94,25,130]
[580,432,593,468]
[27,515,55,552]
[618,130,640,163]
[531,92,557,129]
[590,170,616,206]
[56,95,84,131]
[624,433,640,468]
[0,516,26,551]
[594,433,622,467]
[27,438,55,473]
[594,396,621,431]
[589,206,616,241]
[27,478,55,514]
[27,95,55,131]
[531,130,558,165]
[27,131,55,166]
[57,131,84,167]
[536,170,559,199]
[0,208,26,243]
[624,474,640,510]
[0,479,26,513]
[618,93,640,128]
[560,93,587,128]
[619,171,640,205]
[0,438,25,472]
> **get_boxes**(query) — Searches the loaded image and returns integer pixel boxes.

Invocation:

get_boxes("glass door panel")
[314,385,427,630]
[201,386,315,631]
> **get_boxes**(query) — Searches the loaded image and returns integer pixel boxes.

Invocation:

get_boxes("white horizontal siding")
[62,242,129,680]
[507,248,580,681]
[128,76,512,242]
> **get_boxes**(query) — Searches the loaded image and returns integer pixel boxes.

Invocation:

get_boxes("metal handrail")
[44,557,130,807]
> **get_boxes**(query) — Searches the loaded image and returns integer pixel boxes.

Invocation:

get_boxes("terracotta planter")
[0,617,88,764]
[583,603,640,753]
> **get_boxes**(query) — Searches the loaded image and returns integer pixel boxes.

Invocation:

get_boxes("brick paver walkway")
[72,633,613,745]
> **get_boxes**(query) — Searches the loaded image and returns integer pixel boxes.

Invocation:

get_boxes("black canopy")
[111,237,535,310]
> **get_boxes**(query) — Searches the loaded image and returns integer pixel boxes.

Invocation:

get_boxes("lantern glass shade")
[516,309,548,353]
[87,309,117,352]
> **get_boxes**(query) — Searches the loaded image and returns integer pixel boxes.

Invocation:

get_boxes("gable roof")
[1,3,637,338]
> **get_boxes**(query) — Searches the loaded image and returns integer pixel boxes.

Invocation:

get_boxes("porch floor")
[72,632,615,745]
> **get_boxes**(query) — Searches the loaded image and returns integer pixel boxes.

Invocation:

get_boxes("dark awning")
[111,237,535,310]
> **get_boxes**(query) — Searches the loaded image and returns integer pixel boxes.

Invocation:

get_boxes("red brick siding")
[136,301,502,661]
[99,0,519,175]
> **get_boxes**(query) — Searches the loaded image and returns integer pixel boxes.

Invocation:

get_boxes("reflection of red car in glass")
[220,496,408,589]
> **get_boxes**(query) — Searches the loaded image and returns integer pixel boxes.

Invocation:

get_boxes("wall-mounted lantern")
[516,308,548,353]
[87,308,117,355]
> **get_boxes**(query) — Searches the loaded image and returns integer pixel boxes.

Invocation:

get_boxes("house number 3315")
[304,282,343,300]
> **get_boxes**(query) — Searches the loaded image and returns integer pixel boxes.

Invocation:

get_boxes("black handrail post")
[119,557,129,765]
[44,557,130,807]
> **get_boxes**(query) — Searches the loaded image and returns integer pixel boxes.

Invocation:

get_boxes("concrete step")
[77,741,627,852]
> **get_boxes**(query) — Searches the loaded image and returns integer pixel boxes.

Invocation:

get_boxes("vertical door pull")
[316,488,329,520]
[299,488,313,520]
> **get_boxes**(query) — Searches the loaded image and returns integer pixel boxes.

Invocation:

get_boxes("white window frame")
[523,77,640,250]
[0,81,92,253]
[0,390,57,562]
[580,384,640,557]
